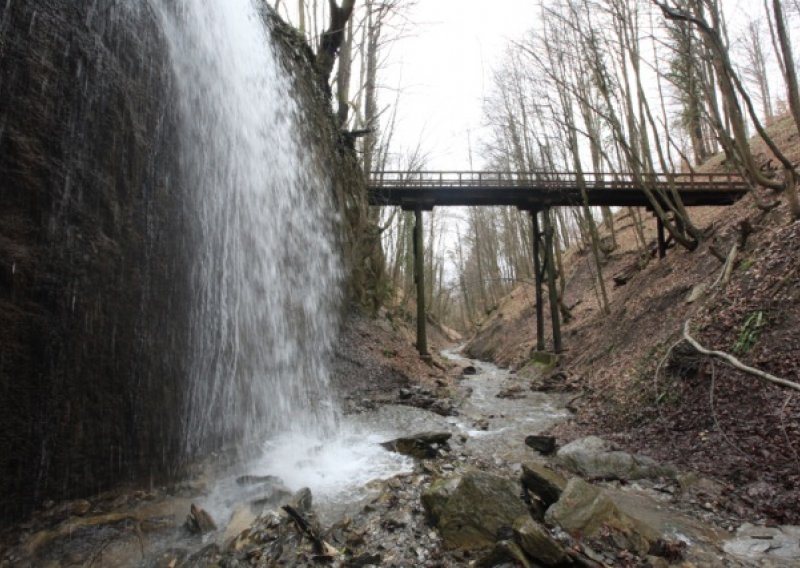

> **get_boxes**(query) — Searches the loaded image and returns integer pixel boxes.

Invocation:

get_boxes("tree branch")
[682,321,800,392]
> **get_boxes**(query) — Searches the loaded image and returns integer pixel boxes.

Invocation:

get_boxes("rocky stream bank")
[2,348,798,567]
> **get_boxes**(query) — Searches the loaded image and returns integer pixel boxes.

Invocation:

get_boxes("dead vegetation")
[463,116,800,525]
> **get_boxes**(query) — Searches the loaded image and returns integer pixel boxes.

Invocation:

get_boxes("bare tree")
[316,0,357,86]
[742,19,775,122]
[655,0,800,219]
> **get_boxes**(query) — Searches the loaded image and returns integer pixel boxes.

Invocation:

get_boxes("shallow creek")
[7,347,797,566]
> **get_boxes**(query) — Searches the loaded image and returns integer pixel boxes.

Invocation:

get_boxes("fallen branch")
[709,243,739,290]
[682,321,800,392]
[282,505,337,557]
[721,244,739,286]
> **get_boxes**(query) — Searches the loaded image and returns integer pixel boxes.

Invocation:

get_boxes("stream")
[4,347,798,566]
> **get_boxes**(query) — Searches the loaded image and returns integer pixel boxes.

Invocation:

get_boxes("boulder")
[524,435,556,455]
[513,516,569,566]
[185,504,217,535]
[381,432,452,459]
[422,470,529,551]
[545,478,658,555]
[287,487,313,514]
[557,436,675,481]
[462,365,478,376]
[519,352,559,379]
[520,463,567,507]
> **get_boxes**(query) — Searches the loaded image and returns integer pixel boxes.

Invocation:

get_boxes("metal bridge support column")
[413,208,430,361]
[656,215,667,259]
[531,210,545,352]
[542,208,563,353]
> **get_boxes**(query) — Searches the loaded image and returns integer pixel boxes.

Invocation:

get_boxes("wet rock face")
[0,0,192,522]
[1,0,353,523]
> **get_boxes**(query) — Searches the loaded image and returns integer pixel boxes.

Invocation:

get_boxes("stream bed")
[3,347,798,567]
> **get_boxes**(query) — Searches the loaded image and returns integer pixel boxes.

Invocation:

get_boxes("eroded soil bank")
[2,324,796,567]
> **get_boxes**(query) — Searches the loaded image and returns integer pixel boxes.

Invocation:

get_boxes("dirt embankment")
[464,115,800,524]
[329,308,463,413]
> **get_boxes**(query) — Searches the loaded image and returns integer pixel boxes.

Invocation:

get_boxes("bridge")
[368,171,747,208]
[367,170,749,359]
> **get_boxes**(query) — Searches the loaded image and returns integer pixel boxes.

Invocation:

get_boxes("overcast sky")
[381,0,539,170]
[378,0,772,172]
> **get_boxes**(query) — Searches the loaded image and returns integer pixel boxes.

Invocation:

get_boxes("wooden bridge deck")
[367,171,749,209]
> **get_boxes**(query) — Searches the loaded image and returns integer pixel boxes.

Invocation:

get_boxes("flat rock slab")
[557,436,675,481]
[381,432,452,459]
[723,523,800,565]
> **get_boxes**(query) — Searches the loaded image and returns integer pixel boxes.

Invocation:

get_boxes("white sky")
[378,0,775,172]
[381,0,539,170]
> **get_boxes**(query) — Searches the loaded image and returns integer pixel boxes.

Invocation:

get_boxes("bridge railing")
[369,171,747,191]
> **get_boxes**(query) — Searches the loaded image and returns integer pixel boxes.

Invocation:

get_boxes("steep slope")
[465,115,800,523]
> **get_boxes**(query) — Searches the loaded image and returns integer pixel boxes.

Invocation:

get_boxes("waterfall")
[150,0,342,457]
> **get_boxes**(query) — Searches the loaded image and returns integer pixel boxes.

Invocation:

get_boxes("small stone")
[287,487,313,513]
[496,385,526,399]
[236,474,282,486]
[431,399,457,416]
[524,435,556,455]
[462,365,478,376]
[348,552,382,566]
[686,282,708,304]
[185,504,217,535]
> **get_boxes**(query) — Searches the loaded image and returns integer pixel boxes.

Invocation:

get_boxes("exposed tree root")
[682,320,800,392]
